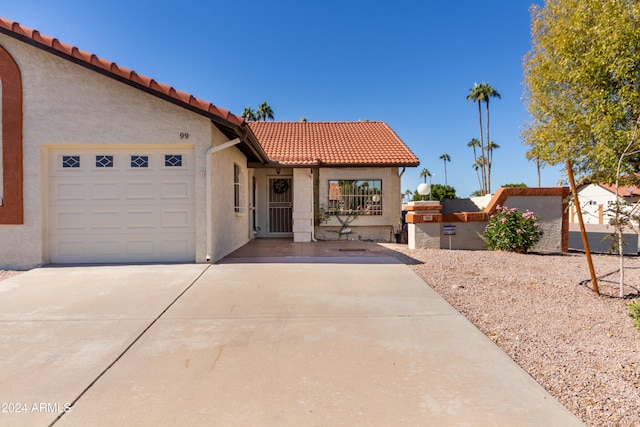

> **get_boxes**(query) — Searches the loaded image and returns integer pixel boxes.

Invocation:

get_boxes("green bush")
[629,301,640,331]
[483,205,543,253]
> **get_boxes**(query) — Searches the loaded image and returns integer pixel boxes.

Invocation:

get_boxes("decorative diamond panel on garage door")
[49,147,195,263]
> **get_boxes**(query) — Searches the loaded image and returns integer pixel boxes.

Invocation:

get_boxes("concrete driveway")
[0,246,583,426]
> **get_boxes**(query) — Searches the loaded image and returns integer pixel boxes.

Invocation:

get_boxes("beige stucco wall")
[292,168,314,242]
[209,138,252,262]
[0,34,231,268]
[316,167,402,241]
[438,222,487,250]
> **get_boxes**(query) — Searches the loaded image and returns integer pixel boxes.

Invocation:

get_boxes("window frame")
[234,164,241,213]
[325,179,383,216]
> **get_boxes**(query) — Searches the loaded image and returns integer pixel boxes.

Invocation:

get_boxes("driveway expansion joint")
[47,264,212,426]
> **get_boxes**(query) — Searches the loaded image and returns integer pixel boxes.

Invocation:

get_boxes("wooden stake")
[566,160,599,294]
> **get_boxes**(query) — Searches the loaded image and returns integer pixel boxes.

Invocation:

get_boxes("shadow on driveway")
[218,239,424,265]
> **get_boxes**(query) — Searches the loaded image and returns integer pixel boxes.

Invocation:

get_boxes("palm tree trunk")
[474,165,482,193]
[485,98,491,194]
[477,101,487,194]
[443,160,448,186]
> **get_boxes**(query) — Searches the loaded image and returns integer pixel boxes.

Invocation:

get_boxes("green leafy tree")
[523,0,640,297]
[523,0,640,183]
[501,183,527,188]
[412,188,453,201]
[439,153,451,185]
[429,184,457,201]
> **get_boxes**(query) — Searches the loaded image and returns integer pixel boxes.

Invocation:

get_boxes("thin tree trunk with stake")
[566,160,599,295]
[612,115,640,298]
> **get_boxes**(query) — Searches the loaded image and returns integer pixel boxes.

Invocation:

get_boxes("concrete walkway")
[0,243,583,426]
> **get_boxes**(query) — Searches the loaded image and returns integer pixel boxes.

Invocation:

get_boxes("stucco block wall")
[442,196,491,213]
[502,195,564,252]
[408,223,440,249]
[439,222,487,250]
[316,167,402,241]
[408,188,568,253]
[0,34,216,268]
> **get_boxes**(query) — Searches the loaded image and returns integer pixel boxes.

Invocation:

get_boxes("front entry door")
[268,177,293,234]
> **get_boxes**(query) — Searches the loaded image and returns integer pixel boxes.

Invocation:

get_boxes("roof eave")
[261,161,420,168]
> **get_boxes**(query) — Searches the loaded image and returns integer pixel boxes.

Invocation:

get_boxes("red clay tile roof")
[0,17,244,127]
[599,183,640,197]
[248,121,420,167]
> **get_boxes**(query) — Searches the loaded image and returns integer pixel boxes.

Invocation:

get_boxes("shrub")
[630,301,640,332]
[483,205,543,253]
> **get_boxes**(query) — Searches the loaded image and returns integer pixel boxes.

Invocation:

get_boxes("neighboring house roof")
[597,183,640,197]
[248,121,420,167]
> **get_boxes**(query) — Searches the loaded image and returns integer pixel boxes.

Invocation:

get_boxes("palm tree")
[487,140,500,192]
[467,138,481,190]
[439,153,451,186]
[467,138,480,161]
[472,163,482,194]
[467,82,501,194]
[256,101,275,121]
[478,83,500,193]
[419,168,431,184]
[467,84,487,194]
[474,156,488,194]
[241,107,257,121]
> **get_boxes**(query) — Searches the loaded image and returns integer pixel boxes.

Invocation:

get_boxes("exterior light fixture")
[417,183,431,196]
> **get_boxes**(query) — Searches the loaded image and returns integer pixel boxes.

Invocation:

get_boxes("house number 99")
[180,132,189,139]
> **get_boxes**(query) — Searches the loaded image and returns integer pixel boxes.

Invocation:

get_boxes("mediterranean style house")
[0,17,419,269]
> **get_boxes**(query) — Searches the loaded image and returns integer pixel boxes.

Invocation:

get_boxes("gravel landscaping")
[0,270,23,281]
[380,244,640,427]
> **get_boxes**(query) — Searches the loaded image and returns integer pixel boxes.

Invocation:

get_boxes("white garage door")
[49,147,196,263]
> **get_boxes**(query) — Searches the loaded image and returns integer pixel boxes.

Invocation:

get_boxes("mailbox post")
[443,225,456,250]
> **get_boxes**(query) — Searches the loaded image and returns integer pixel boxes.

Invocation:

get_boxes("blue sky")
[4,0,560,198]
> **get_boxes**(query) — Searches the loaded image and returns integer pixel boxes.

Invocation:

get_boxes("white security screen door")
[268,177,293,234]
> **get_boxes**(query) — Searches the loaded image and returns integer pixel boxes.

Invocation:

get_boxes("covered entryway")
[48,146,196,263]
